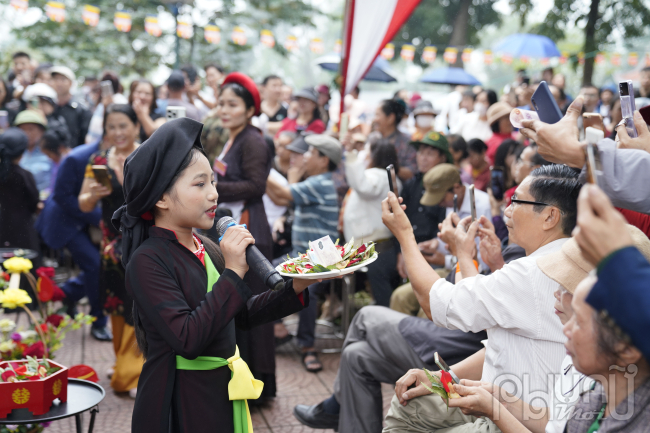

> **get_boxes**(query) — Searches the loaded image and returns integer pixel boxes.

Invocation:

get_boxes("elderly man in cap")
[266,134,341,372]
[50,66,91,147]
[15,110,52,193]
[411,100,438,142]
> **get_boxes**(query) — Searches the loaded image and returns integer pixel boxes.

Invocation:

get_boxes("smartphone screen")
[490,168,505,201]
[453,194,458,213]
[469,185,476,221]
[92,165,113,192]
[386,164,397,194]
[100,80,114,98]
[30,97,39,109]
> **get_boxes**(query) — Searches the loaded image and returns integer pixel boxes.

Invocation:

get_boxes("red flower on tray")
[24,341,45,358]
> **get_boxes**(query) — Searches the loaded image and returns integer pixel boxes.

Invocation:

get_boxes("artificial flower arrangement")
[421,369,461,405]
[0,257,94,362]
[0,357,69,419]
[279,238,376,274]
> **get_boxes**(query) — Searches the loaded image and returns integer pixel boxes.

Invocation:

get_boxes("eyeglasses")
[510,198,552,207]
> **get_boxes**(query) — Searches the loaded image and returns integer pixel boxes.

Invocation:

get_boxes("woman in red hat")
[213,72,279,400]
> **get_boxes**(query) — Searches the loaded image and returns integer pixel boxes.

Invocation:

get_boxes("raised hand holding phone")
[619,80,638,138]
[617,109,650,153]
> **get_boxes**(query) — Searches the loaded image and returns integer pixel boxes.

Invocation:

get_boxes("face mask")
[474,102,487,116]
[416,115,434,128]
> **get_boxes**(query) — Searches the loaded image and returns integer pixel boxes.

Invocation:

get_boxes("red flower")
[104,296,123,311]
[1,370,16,382]
[24,341,44,358]
[14,365,27,375]
[28,374,41,381]
[357,244,367,254]
[39,323,49,333]
[94,156,108,165]
[37,276,54,302]
[46,314,64,328]
[1,271,9,281]
[51,285,66,302]
[440,370,453,393]
[36,267,55,279]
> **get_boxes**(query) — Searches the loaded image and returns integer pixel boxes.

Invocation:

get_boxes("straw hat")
[486,102,512,126]
[537,225,650,293]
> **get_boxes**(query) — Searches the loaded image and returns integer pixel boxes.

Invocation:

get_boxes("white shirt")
[429,238,568,403]
[545,355,595,433]
[436,185,492,271]
[452,111,493,142]
[343,151,400,244]
[263,168,288,230]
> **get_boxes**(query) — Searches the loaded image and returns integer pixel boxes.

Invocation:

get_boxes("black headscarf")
[112,117,204,266]
[0,127,28,182]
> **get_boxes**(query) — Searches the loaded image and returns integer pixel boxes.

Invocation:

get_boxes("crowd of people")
[2,49,650,433]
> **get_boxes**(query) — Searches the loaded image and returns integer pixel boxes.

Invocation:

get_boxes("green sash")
[175,254,263,433]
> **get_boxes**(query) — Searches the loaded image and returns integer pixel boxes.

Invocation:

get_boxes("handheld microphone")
[216,216,285,291]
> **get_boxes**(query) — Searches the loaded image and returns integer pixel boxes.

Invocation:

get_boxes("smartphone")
[386,164,397,194]
[585,127,604,185]
[92,165,113,192]
[583,113,606,135]
[490,168,505,201]
[453,194,458,213]
[639,105,650,125]
[469,185,476,221]
[434,352,459,384]
[30,97,39,110]
[166,106,187,120]
[0,111,8,131]
[100,80,114,98]
[619,80,638,138]
[531,81,563,124]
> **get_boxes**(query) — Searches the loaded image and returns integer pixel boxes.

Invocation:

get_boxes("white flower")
[0,340,16,352]
[0,318,16,333]
[19,330,37,340]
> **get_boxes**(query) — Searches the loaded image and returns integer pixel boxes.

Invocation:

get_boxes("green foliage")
[527,0,650,51]
[11,0,323,78]
[398,0,501,52]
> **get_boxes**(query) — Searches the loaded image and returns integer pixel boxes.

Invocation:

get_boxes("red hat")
[68,364,99,383]
[222,72,261,116]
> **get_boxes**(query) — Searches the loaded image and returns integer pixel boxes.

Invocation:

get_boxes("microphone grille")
[216,216,237,238]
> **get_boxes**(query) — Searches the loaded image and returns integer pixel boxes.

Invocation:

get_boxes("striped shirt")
[289,172,339,256]
[429,238,569,404]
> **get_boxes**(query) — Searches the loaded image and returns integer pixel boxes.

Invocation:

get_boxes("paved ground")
[18,309,394,433]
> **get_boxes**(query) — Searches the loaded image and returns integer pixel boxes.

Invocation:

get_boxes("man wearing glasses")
[380,164,582,433]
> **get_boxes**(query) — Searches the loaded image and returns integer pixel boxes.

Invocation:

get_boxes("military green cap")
[420,163,461,206]
[409,131,453,164]
[14,110,47,128]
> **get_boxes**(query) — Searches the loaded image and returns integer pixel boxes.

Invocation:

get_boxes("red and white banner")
[339,0,422,96]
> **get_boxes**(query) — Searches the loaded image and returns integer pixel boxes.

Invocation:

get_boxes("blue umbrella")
[420,67,481,86]
[493,33,561,58]
[315,54,397,82]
